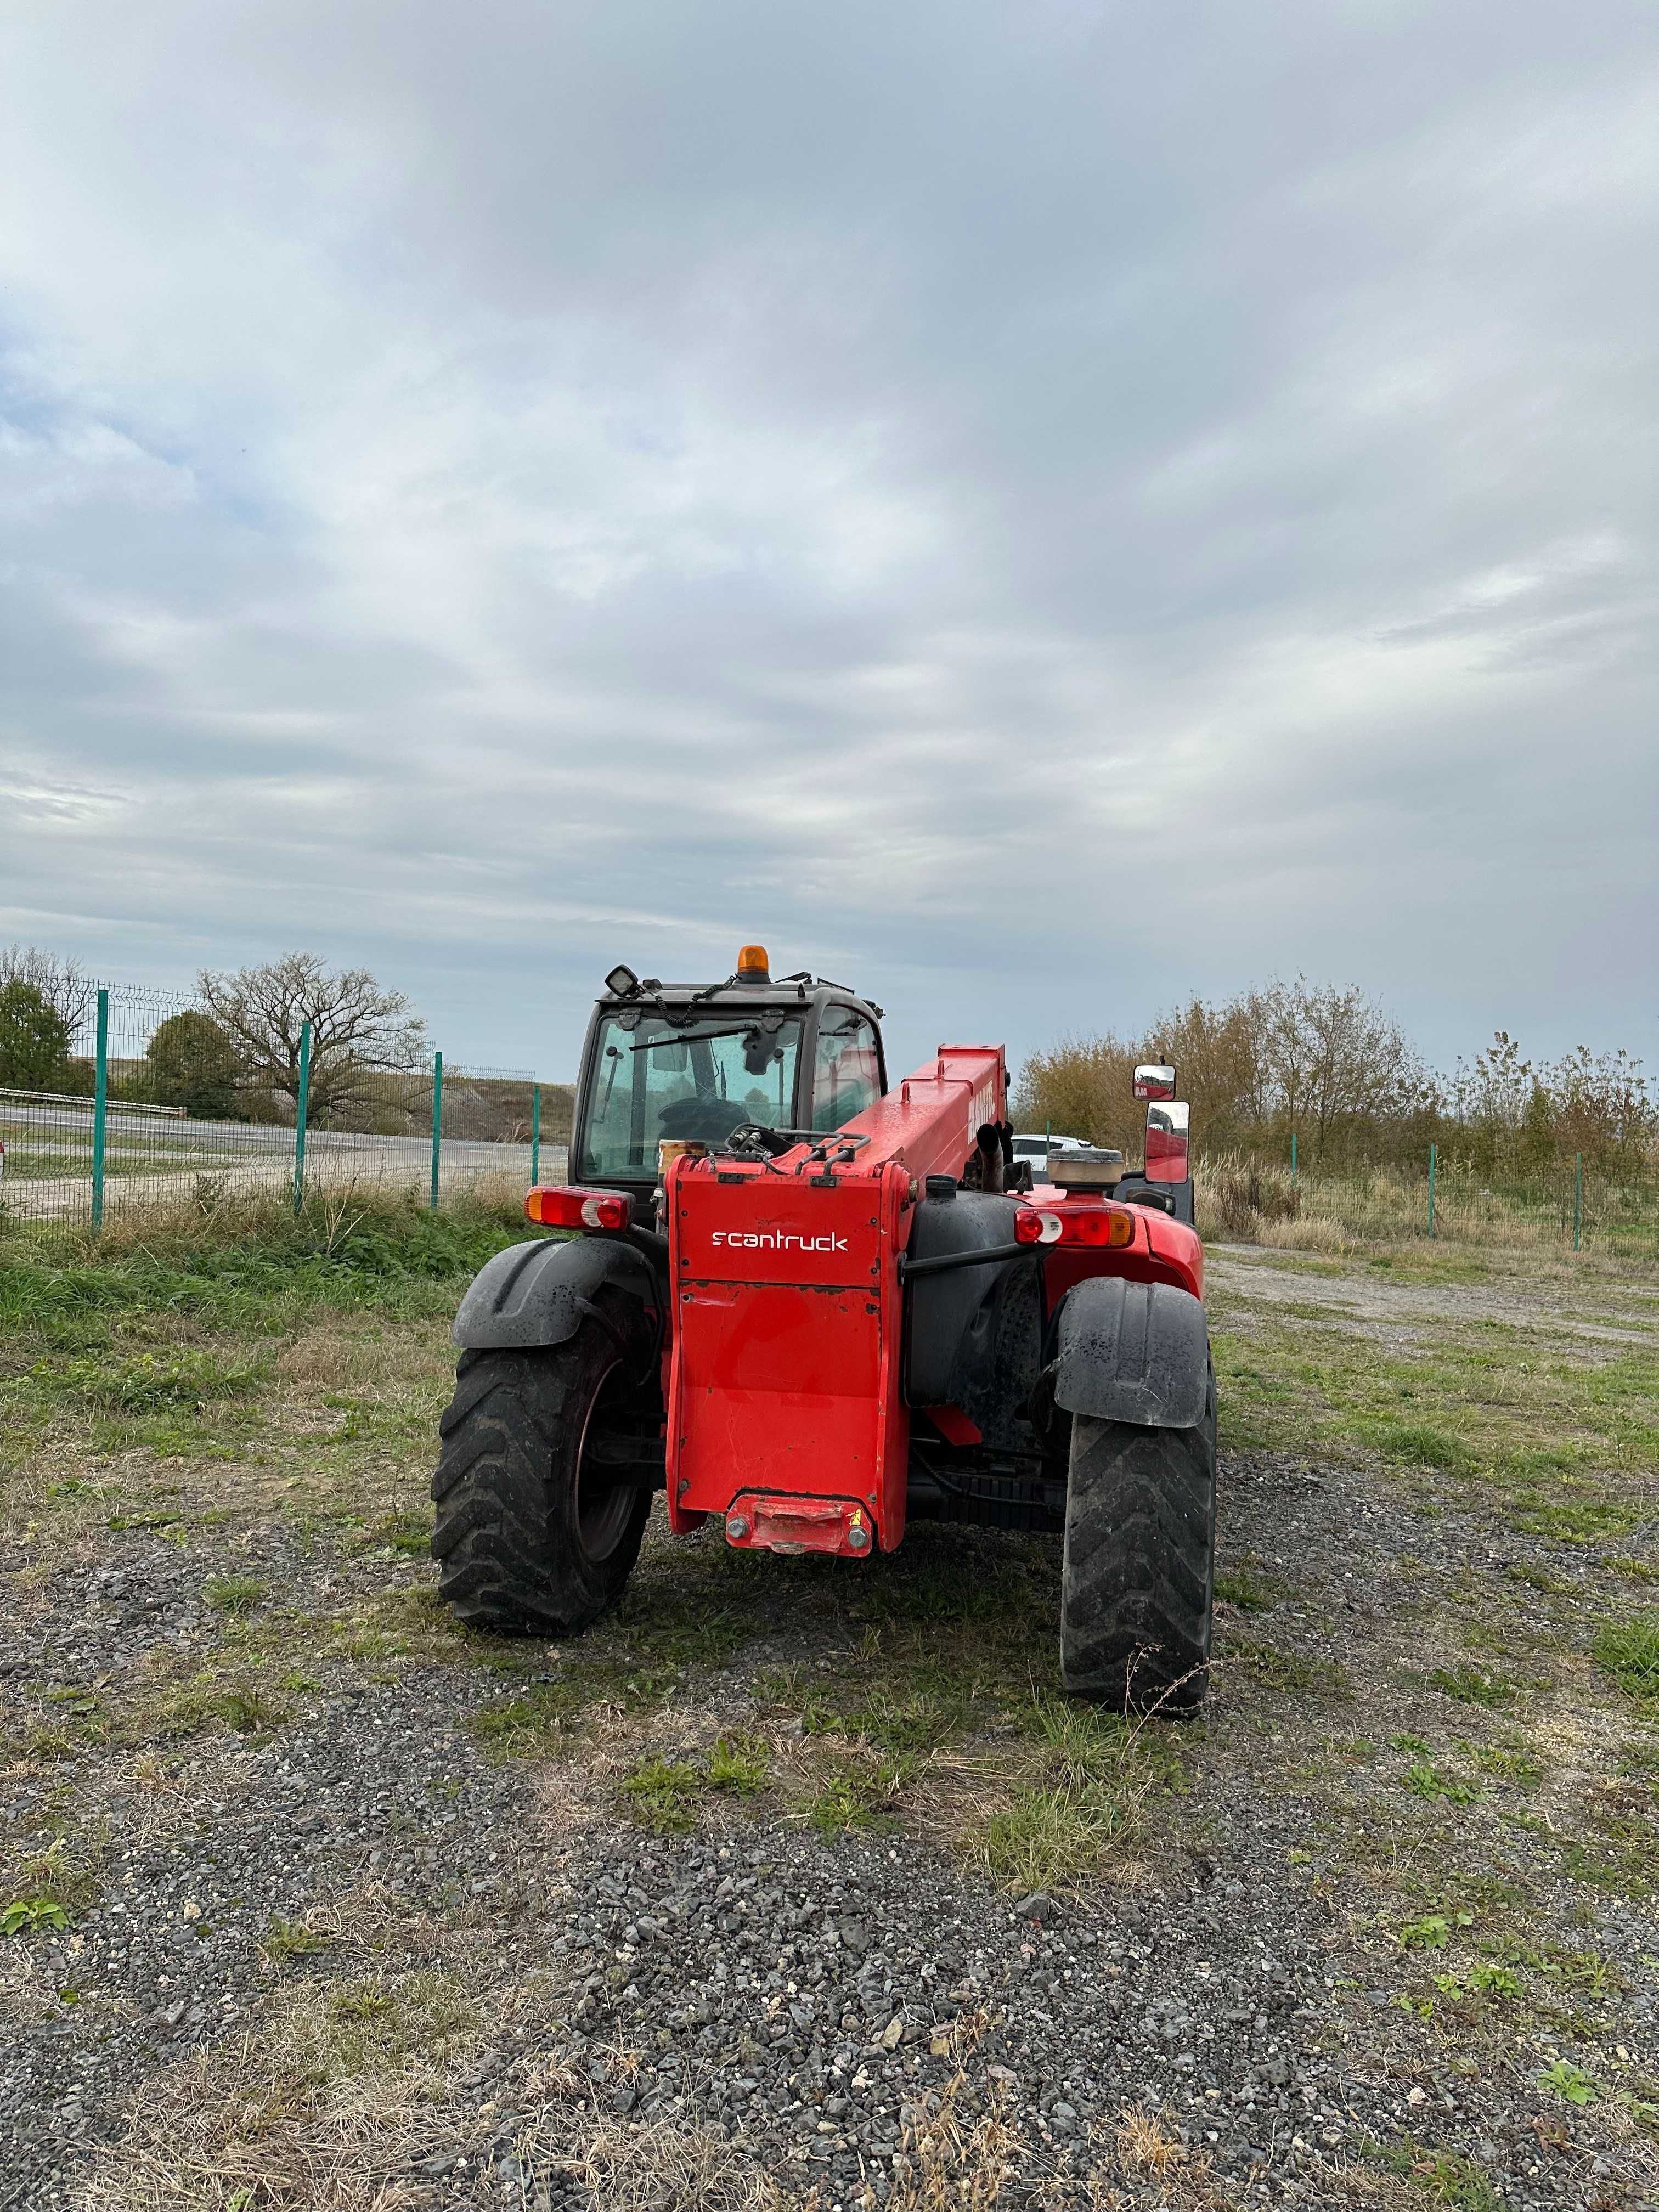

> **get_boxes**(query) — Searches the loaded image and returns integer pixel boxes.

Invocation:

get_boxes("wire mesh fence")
[1196,1146,1659,1260]
[0,981,568,1237]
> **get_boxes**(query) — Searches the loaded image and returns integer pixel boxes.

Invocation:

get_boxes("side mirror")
[1133,1063,1177,1101]
[605,963,640,997]
[1145,1099,1190,1182]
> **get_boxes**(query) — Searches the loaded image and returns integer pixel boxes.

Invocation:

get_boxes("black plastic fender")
[451,1236,659,1351]
[1050,1274,1209,1430]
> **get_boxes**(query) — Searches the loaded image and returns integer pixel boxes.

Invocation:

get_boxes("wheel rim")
[574,1355,641,1562]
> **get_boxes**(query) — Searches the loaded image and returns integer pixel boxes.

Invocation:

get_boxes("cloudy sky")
[2,1,1655,1084]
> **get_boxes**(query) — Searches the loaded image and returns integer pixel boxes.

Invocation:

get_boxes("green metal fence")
[1259,1136,1659,1260]
[0,980,565,1237]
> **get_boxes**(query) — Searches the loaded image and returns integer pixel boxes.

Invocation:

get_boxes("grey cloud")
[2,0,1656,1085]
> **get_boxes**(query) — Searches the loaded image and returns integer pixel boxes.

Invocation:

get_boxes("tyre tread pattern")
[430,1318,650,1638]
[1060,1368,1216,1714]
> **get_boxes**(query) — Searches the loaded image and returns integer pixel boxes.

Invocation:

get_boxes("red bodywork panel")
[657,1043,1202,1559]
[664,1045,1004,1549]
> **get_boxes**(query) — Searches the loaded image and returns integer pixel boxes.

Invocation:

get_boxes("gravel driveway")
[2,1244,1656,2211]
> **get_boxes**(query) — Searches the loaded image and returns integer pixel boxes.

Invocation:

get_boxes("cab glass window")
[812,1010,882,1132]
[578,1013,804,1178]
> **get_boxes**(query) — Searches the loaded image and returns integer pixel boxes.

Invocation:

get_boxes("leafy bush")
[0,980,72,1092]
[146,1011,241,1119]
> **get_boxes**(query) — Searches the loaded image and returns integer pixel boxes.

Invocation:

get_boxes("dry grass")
[1113,2107,1186,2179]
[557,2115,788,2211]
[80,2032,453,2211]
[886,2070,1022,2212]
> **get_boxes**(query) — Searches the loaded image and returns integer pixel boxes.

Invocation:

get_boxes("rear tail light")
[1014,1203,1135,1249]
[526,1186,634,1231]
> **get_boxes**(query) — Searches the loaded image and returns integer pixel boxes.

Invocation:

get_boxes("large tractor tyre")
[431,1297,654,1637]
[1059,1367,1216,1715]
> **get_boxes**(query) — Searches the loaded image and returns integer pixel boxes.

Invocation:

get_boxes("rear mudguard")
[452,1235,659,1351]
[1049,1273,1209,1430]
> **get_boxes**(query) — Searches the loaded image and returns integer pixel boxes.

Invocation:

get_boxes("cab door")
[810,1005,885,1132]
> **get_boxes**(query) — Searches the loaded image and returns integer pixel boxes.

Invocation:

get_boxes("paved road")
[0,1115,569,1223]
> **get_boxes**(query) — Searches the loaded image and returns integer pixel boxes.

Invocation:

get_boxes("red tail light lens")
[1015,1209,1064,1245]
[1014,1203,1134,1249]
[526,1186,634,1231]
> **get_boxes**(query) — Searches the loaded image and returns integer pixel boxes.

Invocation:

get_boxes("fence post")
[430,1052,443,1212]
[531,1082,541,1186]
[1573,1152,1582,1252]
[1427,1142,1436,1239]
[1290,1131,1297,1186]
[91,987,109,1234]
[292,1022,312,1215]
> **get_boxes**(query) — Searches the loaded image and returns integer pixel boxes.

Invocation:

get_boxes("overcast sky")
[2,1,1655,1084]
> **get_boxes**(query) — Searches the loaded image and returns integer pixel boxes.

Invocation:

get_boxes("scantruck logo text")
[710,1228,850,1253]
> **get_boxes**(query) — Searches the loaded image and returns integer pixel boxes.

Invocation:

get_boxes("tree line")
[0,949,427,1130]
[1013,978,1656,1177]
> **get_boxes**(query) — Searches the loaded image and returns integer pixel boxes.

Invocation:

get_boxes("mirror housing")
[1133,1063,1177,1101]
[604,963,640,997]
[1144,1099,1190,1183]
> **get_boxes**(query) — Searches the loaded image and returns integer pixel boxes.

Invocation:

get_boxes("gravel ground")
[2,1251,1657,2211]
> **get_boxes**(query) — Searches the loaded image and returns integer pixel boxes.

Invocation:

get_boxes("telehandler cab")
[433,949,1215,1712]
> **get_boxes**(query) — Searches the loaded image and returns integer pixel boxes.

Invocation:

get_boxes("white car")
[1010,1132,1089,1181]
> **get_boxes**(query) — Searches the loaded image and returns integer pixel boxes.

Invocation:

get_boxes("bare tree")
[198,952,428,1126]
[1,944,96,1040]
[1259,977,1421,1155]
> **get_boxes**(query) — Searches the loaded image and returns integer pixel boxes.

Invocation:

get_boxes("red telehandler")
[433,949,1215,1712]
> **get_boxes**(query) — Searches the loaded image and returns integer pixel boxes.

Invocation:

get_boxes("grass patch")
[1593,1613,1659,1708]
[1363,2135,1500,2209]
[204,1574,266,1616]
[279,1968,480,2084]
[1402,1762,1479,1804]
[1214,1563,1281,1612]
[470,1681,584,1759]
[1429,1665,1515,1708]
[707,1731,771,1797]
[622,1756,707,1835]
[1209,1304,1659,1517]
[262,1918,337,1964]
[966,1695,1183,1891]
[1228,1638,1352,1699]
[620,1734,775,1833]
[139,1671,291,1742]
[806,1760,903,1838]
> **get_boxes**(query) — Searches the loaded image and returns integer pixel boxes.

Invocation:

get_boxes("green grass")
[1402,1761,1479,1804]
[1227,1638,1352,1699]
[622,1756,707,1834]
[1214,1563,1282,1612]
[806,1762,902,1837]
[1363,2135,1500,2209]
[707,1731,772,1796]
[1210,1301,1659,1540]
[469,1682,584,1759]
[967,1695,1184,1891]
[263,1918,337,1963]
[619,1735,776,1833]
[139,1672,292,1741]
[1594,1614,1659,1708]
[1429,1665,1515,1708]
[0,1188,533,1352]
[204,1574,267,1616]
